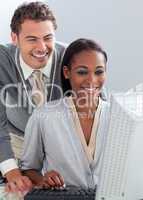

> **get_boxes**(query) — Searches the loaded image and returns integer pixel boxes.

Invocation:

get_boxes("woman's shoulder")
[102,99,110,108]
[31,98,71,126]
[34,98,67,114]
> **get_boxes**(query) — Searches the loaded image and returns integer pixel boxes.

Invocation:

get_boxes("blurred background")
[1,0,143,92]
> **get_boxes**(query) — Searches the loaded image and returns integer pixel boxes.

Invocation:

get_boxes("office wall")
[0,0,38,43]
[1,0,143,91]
[48,0,143,92]
[0,0,18,43]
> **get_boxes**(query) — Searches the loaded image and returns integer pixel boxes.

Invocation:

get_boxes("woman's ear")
[63,66,70,79]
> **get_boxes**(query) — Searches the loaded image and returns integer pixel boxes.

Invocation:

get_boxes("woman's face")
[63,50,106,107]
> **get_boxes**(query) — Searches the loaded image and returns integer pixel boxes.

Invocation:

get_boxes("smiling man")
[0,1,66,194]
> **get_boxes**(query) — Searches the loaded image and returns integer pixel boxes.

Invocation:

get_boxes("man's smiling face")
[12,19,55,69]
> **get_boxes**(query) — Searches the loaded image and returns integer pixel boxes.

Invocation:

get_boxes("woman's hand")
[42,170,65,188]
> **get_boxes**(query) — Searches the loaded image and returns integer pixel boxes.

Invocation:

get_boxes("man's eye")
[27,39,36,42]
[95,70,104,75]
[44,37,54,41]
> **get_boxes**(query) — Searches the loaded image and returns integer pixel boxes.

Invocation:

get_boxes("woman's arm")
[23,169,44,187]
[23,169,65,188]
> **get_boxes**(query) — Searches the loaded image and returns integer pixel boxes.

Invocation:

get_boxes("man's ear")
[11,32,18,46]
[63,66,70,79]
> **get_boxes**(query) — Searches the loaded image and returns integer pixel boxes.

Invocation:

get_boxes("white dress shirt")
[19,54,52,80]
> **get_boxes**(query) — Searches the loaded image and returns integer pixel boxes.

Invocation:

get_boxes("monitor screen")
[96,92,143,200]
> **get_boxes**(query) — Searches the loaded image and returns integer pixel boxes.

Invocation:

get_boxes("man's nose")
[36,40,47,52]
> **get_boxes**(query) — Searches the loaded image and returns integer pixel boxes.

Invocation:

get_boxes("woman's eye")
[95,70,104,75]
[76,70,88,75]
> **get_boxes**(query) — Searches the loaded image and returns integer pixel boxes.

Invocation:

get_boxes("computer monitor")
[96,92,143,200]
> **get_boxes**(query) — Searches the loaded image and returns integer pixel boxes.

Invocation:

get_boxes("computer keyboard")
[24,185,96,200]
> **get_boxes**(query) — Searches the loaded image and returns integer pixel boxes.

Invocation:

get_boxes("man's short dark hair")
[10,1,57,34]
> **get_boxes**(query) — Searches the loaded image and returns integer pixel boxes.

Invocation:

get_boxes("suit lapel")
[14,49,33,107]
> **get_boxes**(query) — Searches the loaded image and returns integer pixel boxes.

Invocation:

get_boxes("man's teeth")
[32,53,47,58]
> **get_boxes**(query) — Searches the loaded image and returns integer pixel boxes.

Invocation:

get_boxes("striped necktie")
[31,70,46,106]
